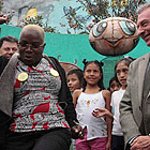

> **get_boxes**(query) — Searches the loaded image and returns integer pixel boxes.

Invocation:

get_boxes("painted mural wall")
[2,0,82,33]
[0,25,150,87]
[1,0,150,86]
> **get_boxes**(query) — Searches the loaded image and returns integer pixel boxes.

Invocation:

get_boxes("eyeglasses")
[18,42,45,49]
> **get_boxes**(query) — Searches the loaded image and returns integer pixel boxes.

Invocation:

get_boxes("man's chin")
[3,55,11,60]
[23,59,34,66]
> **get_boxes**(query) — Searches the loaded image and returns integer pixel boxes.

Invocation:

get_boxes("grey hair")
[20,24,45,42]
[137,3,150,15]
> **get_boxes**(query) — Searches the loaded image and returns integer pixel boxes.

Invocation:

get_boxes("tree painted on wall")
[0,0,147,34]
[23,15,57,33]
[62,0,146,34]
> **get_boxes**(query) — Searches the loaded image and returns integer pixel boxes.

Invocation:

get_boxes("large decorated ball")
[89,17,139,56]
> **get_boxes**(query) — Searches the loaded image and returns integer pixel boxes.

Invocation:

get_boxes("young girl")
[108,76,120,93]
[73,60,112,150]
[67,69,84,150]
[67,68,83,94]
[111,57,134,150]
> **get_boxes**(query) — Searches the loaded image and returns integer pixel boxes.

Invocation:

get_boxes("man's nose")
[8,48,14,54]
[26,44,33,51]
[137,27,144,36]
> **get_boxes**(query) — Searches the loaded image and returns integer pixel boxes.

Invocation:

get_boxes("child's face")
[84,63,102,86]
[116,62,129,89]
[67,73,81,93]
[110,80,120,93]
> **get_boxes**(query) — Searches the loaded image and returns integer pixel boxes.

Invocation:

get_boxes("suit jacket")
[120,53,150,149]
[0,56,9,75]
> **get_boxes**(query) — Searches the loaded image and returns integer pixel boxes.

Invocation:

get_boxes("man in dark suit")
[120,3,150,150]
[0,36,18,59]
[0,56,9,75]
[0,36,18,75]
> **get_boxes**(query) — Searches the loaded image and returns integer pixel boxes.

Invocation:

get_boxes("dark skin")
[18,29,45,66]
[18,28,84,139]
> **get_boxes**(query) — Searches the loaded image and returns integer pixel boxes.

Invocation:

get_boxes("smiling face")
[0,41,18,59]
[84,63,102,86]
[18,28,45,66]
[67,73,81,93]
[137,8,150,46]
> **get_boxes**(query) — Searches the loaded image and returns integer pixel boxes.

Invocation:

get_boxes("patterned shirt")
[10,58,69,132]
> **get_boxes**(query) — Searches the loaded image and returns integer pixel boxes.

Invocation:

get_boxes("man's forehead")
[138,8,150,18]
[2,41,17,46]
[20,30,44,42]
[137,8,150,24]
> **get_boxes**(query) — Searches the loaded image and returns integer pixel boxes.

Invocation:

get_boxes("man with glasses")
[0,24,83,150]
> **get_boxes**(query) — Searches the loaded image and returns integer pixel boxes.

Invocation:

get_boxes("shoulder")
[102,89,111,97]
[102,90,111,108]
[73,89,82,97]
[0,56,8,63]
[0,56,9,75]
[43,55,59,65]
[101,90,111,103]
[111,89,122,102]
[47,56,60,64]
[73,89,82,105]
[48,56,58,61]
[44,56,65,73]
[111,89,120,97]
[131,53,150,67]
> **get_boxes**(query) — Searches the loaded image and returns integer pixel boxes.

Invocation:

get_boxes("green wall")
[1,25,150,87]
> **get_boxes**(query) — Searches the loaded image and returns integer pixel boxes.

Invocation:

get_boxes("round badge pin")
[50,68,59,77]
[17,72,28,81]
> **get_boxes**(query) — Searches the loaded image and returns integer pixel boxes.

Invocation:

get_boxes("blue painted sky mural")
[2,0,150,34]
[2,0,84,33]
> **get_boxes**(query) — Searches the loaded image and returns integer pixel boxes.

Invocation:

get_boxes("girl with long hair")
[73,60,112,150]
